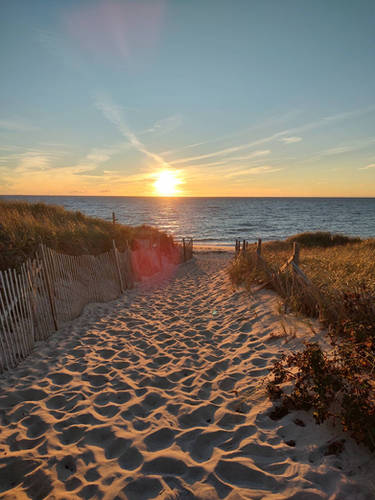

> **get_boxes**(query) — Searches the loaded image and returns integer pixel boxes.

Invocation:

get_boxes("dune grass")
[230,232,375,320]
[0,200,175,271]
[229,232,375,450]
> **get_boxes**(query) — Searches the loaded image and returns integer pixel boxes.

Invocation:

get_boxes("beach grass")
[0,199,174,270]
[229,232,375,450]
[230,232,375,318]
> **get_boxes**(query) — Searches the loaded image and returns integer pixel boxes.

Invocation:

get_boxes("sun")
[153,170,182,196]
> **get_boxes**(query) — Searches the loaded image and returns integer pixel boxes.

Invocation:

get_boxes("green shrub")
[286,231,360,248]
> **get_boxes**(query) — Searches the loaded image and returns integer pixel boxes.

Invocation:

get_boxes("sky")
[0,0,374,197]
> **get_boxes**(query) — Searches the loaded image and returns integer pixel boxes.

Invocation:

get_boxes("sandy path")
[0,253,374,500]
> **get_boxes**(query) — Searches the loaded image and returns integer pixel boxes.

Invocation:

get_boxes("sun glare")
[153,170,182,196]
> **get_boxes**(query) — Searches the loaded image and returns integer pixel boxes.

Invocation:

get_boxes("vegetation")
[230,232,375,322]
[230,232,375,450]
[0,200,175,271]
[267,341,375,451]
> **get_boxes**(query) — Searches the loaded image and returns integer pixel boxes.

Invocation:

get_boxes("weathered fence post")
[256,238,262,257]
[112,240,124,294]
[292,242,300,266]
[112,212,117,226]
[40,245,58,331]
[242,239,246,254]
[182,238,186,262]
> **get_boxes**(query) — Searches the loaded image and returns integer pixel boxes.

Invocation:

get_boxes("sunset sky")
[1,0,374,197]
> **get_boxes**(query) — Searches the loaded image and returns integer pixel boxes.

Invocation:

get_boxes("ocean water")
[2,196,375,246]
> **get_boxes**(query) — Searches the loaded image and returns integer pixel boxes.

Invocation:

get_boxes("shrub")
[286,231,360,248]
[267,342,375,450]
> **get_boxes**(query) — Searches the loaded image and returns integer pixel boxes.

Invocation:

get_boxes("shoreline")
[193,244,234,253]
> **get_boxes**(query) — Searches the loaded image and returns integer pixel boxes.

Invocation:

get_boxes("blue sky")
[0,0,374,196]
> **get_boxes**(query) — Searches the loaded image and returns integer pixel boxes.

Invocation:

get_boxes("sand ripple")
[0,253,374,499]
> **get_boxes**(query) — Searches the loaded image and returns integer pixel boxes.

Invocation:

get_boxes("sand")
[0,252,374,499]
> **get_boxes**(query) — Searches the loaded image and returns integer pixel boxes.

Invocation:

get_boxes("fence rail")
[234,238,319,308]
[0,237,193,373]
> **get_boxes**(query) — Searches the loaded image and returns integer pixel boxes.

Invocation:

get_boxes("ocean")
[2,196,375,246]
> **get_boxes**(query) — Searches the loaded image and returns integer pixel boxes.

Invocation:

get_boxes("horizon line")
[1,194,375,200]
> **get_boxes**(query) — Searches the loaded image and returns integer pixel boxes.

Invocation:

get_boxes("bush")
[286,231,360,248]
[267,342,375,450]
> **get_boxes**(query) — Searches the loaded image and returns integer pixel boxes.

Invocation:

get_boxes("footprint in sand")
[0,253,373,499]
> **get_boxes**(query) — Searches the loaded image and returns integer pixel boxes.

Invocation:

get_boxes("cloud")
[312,138,375,160]
[143,115,182,136]
[18,153,50,171]
[69,144,129,177]
[359,163,375,170]
[94,93,171,169]
[0,118,38,132]
[322,105,375,122]
[161,109,303,157]
[230,150,271,161]
[163,105,375,163]
[169,133,285,166]
[166,105,375,168]
[224,166,282,178]
[0,144,118,181]
[280,136,302,144]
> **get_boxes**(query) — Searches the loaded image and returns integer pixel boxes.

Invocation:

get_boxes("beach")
[0,251,374,499]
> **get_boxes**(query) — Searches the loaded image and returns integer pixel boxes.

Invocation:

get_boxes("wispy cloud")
[169,133,285,166]
[142,114,182,136]
[94,93,171,169]
[70,146,121,176]
[224,166,282,178]
[166,105,375,168]
[230,150,271,161]
[313,138,375,159]
[322,105,375,122]
[359,163,375,170]
[2,149,64,173]
[321,146,357,156]
[280,136,302,144]
[161,109,303,157]
[0,118,38,132]
[176,151,272,174]
[18,153,51,171]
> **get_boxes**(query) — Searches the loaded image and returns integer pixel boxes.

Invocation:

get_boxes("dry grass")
[230,232,375,450]
[230,232,375,324]
[0,200,175,270]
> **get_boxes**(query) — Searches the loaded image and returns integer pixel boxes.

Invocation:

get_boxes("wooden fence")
[0,238,192,373]
[236,238,310,282]
[182,238,193,262]
[234,238,321,314]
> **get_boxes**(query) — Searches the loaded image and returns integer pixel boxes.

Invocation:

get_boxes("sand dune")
[0,253,374,499]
